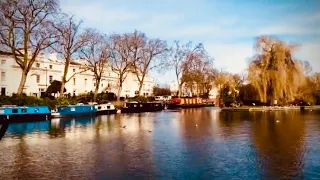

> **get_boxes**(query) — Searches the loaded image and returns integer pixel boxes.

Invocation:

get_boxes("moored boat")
[167,97,206,109]
[95,103,118,115]
[0,105,51,123]
[51,104,96,118]
[121,102,163,113]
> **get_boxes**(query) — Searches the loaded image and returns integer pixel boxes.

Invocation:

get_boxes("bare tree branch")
[0,0,59,95]
[80,28,108,101]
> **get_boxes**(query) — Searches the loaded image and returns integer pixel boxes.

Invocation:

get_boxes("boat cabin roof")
[0,105,49,109]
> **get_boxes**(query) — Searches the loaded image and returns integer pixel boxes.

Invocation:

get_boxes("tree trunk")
[138,82,143,96]
[93,78,101,102]
[60,80,66,98]
[17,71,28,95]
[178,84,182,97]
[117,83,122,101]
[137,76,145,96]
[60,60,70,97]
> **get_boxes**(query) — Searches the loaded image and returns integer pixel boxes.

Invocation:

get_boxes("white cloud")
[62,3,139,24]
[205,43,254,73]
[164,25,254,39]
[258,26,320,36]
[295,43,320,72]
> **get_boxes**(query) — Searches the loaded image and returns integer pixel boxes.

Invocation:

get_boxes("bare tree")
[131,31,168,96]
[52,15,89,96]
[180,52,213,96]
[0,0,59,95]
[169,41,205,97]
[80,29,108,101]
[108,33,135,101]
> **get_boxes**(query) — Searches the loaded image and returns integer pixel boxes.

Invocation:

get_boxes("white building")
[0,52,154,98]
[169,80,219,99]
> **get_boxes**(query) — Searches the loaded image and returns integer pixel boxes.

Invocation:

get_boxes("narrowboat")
[121,102,164,113]
[0,105,51,123]
[202,99,216,107]
[51,104,96,118]
[95,103,118,115]
[167,97,206,109]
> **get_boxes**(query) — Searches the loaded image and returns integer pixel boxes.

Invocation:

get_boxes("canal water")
[0,108,320,179]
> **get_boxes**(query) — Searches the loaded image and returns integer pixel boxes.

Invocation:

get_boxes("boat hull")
[51,112,96,119]
[96,109,117,115]
[121,102,164,113]
[0,113,50,123]
[167,103,206,110]
[121,107,163,113]
[52,105,97,119]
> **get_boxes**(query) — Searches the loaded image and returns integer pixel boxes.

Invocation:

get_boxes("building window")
[107,83,110,88]
[49,75,53,83]
[73,78,76,85]
[49,65,52,69]
[1,72,5,81]
[73,68,75,72]
[36,63,40,68]
[101,84,103,87]
[84,78,87,86]
[1,59,6,65]
[36,75,40,83]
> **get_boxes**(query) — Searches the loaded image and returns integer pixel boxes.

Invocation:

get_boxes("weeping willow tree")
[248,36,308,105]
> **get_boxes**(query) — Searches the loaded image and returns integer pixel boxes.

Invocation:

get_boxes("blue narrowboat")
[51,104,96,118]
[0,105,51,123]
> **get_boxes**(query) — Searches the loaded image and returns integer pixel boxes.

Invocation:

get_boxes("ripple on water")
[0,110,320,179]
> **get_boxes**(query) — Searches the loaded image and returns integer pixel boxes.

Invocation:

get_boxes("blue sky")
[61,0,320,84]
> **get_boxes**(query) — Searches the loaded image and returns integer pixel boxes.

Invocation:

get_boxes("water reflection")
[0,123,9,140]
[251,111,307,179]
[0,110,319,179]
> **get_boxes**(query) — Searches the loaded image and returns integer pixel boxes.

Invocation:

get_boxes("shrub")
[127,96,149,102]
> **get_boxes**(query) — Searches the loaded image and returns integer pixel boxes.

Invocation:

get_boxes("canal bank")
[221,106,320,112]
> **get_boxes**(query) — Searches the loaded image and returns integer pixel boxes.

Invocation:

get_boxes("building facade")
[0,52,154,98]
[169,81,219,99]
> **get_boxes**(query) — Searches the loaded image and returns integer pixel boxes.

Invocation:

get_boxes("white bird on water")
[195,124,198,127]
[276,120,280,123]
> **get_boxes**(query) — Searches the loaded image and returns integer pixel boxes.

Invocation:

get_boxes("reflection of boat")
[51,104,96,118]
[95,103,118,115]
[0,105,50,123]
[121,102,163,113]
[6,121,50,135]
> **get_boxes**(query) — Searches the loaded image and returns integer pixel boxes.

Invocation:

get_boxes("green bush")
[0,91,121,109]
[127,96,150,102]
[56,97,78,106]
[220,85,236,107]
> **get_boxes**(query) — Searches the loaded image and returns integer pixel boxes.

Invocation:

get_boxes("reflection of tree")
[12,139,32,179]
[216,111,251,138]
[49,119,66,138]
[251,111,306,179]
